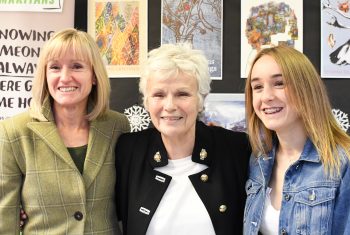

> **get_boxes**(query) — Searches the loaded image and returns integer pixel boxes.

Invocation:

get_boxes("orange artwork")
[94,2,140,66]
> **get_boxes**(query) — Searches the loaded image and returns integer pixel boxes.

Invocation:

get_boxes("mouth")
[161,116,183,121]
[58,86,78,92]
[263,107,283,114]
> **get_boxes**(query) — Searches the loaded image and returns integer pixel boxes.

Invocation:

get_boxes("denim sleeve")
[332,159,350,234]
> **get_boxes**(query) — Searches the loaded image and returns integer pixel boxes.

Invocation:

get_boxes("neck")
[53,104,89,130]
[161,131,195,160]
[275,125,307,164]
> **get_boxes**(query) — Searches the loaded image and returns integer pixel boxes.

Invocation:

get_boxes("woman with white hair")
[115,43,251,235]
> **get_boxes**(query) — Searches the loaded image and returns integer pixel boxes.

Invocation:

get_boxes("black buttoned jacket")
[115,121,251,235]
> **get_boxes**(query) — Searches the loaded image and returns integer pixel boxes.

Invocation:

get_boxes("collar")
[147,121,214,168]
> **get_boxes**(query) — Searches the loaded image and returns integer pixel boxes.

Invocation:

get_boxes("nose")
[261,86,275,102]
[164,95,176,111]
[60,66,72,82]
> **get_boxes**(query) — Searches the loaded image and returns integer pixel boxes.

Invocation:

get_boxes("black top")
[68,145,87,174]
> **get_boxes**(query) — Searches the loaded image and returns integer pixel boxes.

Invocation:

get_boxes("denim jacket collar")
[256,138,320,185]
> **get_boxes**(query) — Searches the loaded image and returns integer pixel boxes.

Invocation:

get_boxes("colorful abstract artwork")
[321,0,350,78]
[241,0,303,77]
[161,0,223,80]
[88,0,147,77]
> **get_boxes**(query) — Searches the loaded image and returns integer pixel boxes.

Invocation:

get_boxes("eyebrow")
[250,73,283,83]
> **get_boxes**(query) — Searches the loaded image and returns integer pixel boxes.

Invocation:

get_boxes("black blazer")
[115,121,251,235]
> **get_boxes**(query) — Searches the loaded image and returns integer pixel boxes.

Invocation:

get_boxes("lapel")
[83,115,114,189]
[28,98,115,190]
[27,121,76,169]
[28,98,76,169]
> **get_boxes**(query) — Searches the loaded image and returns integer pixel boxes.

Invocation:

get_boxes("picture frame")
[320,0,350,78]
[240,0,303,78]
[200,93,246,132]
[160,0,223,80]
[87,0,148,78]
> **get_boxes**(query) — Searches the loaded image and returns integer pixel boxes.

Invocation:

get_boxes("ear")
[92,76,97,85]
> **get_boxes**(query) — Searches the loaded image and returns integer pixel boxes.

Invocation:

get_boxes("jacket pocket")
[294,187,337,235]
[244,179,263,223]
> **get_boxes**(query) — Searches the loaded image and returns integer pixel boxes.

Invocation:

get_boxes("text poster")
[0,1,74,120]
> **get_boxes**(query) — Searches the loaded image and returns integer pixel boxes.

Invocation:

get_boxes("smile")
[59,87,77,92]
[263,107,283,114]
[161,116,182,120]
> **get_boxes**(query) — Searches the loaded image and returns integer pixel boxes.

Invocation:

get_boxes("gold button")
[219,205,227,213]
[154,152,161,162]
[199,149,207,160]
[200,174,208,182]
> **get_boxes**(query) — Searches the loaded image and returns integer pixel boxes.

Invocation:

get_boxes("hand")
[19,208,27,230]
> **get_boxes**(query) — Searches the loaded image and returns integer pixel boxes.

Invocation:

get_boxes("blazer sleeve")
[0,121,22,234]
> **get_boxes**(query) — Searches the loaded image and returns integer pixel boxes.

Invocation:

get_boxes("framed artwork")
[241,0,303,78]
[200,93,246,132]
[161,0,223,80]
[321,0,350,78]
[87,0,148,78]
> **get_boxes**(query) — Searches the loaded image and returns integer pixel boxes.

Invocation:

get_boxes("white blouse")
[146,156,216,235]
[260,187,280,235]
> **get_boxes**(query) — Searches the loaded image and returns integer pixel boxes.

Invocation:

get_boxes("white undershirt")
[146,156,216,235]
[260,187,280,235]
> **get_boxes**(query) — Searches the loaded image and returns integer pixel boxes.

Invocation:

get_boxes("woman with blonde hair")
[0,28,129,234]
[243,45,350,235]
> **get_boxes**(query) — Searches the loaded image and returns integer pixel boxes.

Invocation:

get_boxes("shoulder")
[102,110,130,132]
[0,111,32,139]
[118,128,155,145]
[197,121,250,147]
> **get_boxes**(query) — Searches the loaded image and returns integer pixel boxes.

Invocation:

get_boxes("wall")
[74,0,350,133]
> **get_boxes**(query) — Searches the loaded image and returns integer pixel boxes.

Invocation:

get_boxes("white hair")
[139,43,211,110]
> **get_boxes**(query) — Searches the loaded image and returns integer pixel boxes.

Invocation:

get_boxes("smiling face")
[145,71,200,141]
[250,55,303,134]
[46,48,95,111]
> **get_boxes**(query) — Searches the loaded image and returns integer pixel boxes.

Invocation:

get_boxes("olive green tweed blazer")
[0,103,130,234]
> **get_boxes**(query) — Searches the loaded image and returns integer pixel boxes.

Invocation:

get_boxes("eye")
[72,63,84,70]
[275,80,285,88]
[152,92,165,98]
[48,64,60,70]
[252,83,263,91]
[177,91,190,97]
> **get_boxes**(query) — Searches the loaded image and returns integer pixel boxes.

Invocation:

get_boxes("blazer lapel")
[83,116,114,190]
[27,122,76,169]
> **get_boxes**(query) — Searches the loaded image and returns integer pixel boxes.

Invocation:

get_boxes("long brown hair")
[245,46,350,175]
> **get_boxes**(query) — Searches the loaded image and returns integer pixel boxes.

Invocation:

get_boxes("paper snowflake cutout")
[332,109,350,132]
[124,104,151,132]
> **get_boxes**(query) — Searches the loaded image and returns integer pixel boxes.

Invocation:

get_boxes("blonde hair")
[139,43,211,111]
[31,28,110,120]
[245,45,350,175]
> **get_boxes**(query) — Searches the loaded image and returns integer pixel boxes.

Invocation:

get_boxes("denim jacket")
[243,139,350,235]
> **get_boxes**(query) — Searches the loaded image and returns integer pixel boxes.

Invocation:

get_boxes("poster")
[161,0,223,80]
[241,0,303,78]
[0,0,63,12]
[321,0,350,78]
[88,0,148,78]
[0,1,74,120]
[200,93,246,132]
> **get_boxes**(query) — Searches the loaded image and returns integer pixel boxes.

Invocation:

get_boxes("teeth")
[263,107,282,114]
[162,117,181,120]
[59,87,77,92]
